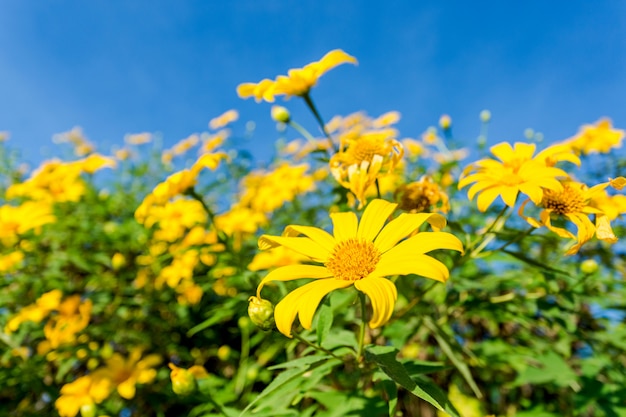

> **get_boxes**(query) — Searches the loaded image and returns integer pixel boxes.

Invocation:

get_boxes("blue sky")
[1,1,625,165]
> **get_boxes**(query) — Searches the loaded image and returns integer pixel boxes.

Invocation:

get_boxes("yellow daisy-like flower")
[255,199,463,337]
[395,176,450,214]
[330,130,404,208]
[563,118,624,155]
[519,179,621,255]
[459,142,580,212]
[209,109,239,130]
[237,49,357,102]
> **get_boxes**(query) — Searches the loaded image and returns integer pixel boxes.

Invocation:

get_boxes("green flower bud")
[479,109,491,123]
[169,363,197,396]
[581,259,599,275]
[271,105,291,123]
[248,296,275,331]
[80,404,96,417]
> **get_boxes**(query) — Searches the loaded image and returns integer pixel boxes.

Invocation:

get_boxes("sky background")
[1,1,625,166]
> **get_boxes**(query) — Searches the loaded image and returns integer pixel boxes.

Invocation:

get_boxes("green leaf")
[316,303,333,346]
[422,316,483,398]
[377,379,398,417]
[365,345,460,417]
[512,350,578,388]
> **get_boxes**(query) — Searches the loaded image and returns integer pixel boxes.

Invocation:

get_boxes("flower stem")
[356,292,367,362]
[287,120,318,147]
[302,92,337,153]
[293,333,342,360]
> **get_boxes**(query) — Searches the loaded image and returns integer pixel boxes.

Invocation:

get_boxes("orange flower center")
[347,137,386,165]
[397,181,441,213]
[325,238,380,281]
[542,183,586,214]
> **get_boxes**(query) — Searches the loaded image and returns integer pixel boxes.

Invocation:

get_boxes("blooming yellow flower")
[124,132,152,145]
[104,348,161,400]
[255,199,463,337]
[395,176,450,214]
[519,179,621,255]
[209,109,239,130]
[330,130,404,208]
[562,118,624,155]
[459,142,580,212]
[237,49,357,102]
[55,374,113,417]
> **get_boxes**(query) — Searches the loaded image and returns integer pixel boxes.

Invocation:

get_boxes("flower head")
[519,179,622,255]
[395,176,450,214]
[237,49,357,102]
[459,142,580,212]
[255,199,463,337]
[562,118,624,155]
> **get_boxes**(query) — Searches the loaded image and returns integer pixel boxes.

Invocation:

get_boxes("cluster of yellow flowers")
[55,347,161,417]
[134,151,228,304]
[4,290,92,354]
[459,120,626,255]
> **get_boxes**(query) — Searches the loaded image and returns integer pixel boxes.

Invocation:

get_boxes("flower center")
[398,182,440,213]
[542,183,586,214]
[325,238,381,281]
[348,138,385,164]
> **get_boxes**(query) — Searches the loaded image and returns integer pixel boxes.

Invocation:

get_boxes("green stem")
[187,187,229,246]
[287,120,318,147]
[468,205,509,257]
[302,92,337,153]
[357,292,367,362]
[234,320,251,394]
[293,333,343,360]
[494,225,535,252]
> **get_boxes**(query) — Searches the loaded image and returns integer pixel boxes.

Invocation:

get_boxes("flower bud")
[248,296,275,331]
[80,404,96,417]
[479,109,491,123]
[438,114,452,130]
[271,105,291,123]
[580,259,599,275]
[169,363,197,396]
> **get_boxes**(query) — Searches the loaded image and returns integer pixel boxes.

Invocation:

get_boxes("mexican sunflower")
[519,177,625,255]
[254,199,463,337]
[459,142,580,212]
[237,49,357,102]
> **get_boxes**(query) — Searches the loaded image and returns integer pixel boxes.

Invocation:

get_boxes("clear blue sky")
[1,1,625,165]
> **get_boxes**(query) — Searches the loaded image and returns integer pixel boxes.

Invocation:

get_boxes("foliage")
[1,50,626,417]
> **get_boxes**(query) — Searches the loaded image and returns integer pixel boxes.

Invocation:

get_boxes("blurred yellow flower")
[330,130,403,208]
[396,176,450,214]
[4,289,63,333]
[0,201,56,246]
[55,375,112,417]
[237,49,357,102]
[519,179,621,255]
[124,132,152,145]
[104,348,161,399]
[255,199,463,337]
[459,142,580,212]
[209,109,239,130]
[563,118,624,155]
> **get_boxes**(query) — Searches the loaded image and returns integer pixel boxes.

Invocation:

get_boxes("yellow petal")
[315,49,358,75]
[375,253,451,282]
[284,225,336,253]
[595,214,618,243]
[274,279,352,337]
[500,186,519,207]
[609,176,626,190]
[374,213,446,253]
[357,199,398,241]
[257,264,332,296]
[354,276,397,328]
[489,142,516,162]
[117,378,136,399]
[517,183,544,206]
[330,212,358,242]
[476,186,504,212]
[258,236,330,262]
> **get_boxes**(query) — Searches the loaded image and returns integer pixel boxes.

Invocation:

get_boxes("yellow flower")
[104,348,161,400]
[459,142,580,212]
[330,130,404,208]
[519,179,620,255]
[395,176,450,214]
[55,375,113,417]
[124,132,152,145]
[237,49,357,102]
[563,118,624,155]
[209,109,239,130]
[255,199,463,337]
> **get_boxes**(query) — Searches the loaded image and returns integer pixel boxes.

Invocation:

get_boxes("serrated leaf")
[365,345,460,417]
